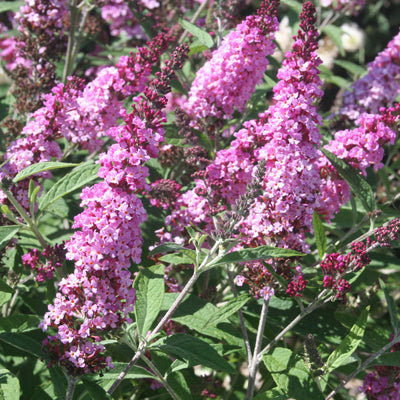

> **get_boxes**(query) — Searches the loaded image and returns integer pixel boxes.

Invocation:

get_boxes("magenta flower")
[184,0,279,120]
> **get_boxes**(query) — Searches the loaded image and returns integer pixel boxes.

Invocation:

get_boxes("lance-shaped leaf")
[205,294,251,327]
[82,377,112,400]
[154,334,235,373]
[134,264,165,337]
[0,367,21,400]
[326,307,369,372]
[379,279,399,335]
[13,161,79,183]
[179,19,214,48]
[321,149,376,212]
[149,242,187,256]
[0,225,21,252]
[313,211,327,259]
[38,161,100,213]
[209,245,304,267]
[0,332,47,358]
[263,347,324,399]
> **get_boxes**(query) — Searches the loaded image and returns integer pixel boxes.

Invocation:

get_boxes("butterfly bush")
[315,30,400,221]
[40,43,188,374]
[0,33,170,209]
[162,1,323,253]
[184,0,279,120]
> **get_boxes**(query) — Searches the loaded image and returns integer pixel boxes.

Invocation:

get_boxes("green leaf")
[205,295,251,327]
[189,41,208,56]
[48,367,67,400]
[334,60,367,76]
[0,332,47,358]
[82,377,112,400]
[0,315,41,333]
[321,25,345,56]
[159,250,196,265]
[313,211,327,259]
[179,19,214,48]
[154,334,235,373]
[0,226,21,252]
[326,307,369,372]
[210,245,304,267]
[102,364,156,381]
[149,242,186,256]
[13,162,79,183]
[321,149,376,212]
[167,371,193,400]
[374,352,400,367]
[134,265,165,337]
[162,293,243,347]
[379,279,399,335]
[280,0,302,13]
[254,388,287,400]
[38,161,100,213]
[0,1,24,13]
[0,367,21,400]
[0,278,14,307]
[263,347,324,399]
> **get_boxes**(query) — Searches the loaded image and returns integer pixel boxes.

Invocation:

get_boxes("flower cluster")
[148,179,182,210]
[160,2,324,256]
[22,244,65,282]
[0,33,170,211]
[321,218,400,301]
[40,43,188,374]
[317,104,399,221]
[340,30,400,122]
[236,259,307,299]
[184,0,279,120]
[360,336,400,400]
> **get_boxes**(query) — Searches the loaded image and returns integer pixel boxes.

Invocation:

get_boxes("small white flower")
[341,22,365,52]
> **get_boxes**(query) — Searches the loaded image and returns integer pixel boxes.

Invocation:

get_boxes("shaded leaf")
[321,149,376,212]
[0,226,21,252]
[162,293,243,347]
[134,265,165,337]
[379,279,399,334]
[13,162,79,183]
[102,364,156,381]
[0,314,41,333]
[326,307,369,372]
[263,347,324,400]
[0,332,47,358]
[154,334,235,373]
[82,377,112,400]
[167,371,193,400]
[334,60,367,76]
[49,367,67,400]
[205,295,251,327]
[0,1,24,13]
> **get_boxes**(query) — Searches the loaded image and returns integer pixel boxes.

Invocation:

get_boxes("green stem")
[65,375,78,400]
[226,265,253,365]
[140,353,180,400]
[107,269,200,395]
[63,0,79,83]
[257,289,330,361]
[325,334,400,400]
[246,298,269,400]
[0,184,48,249]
